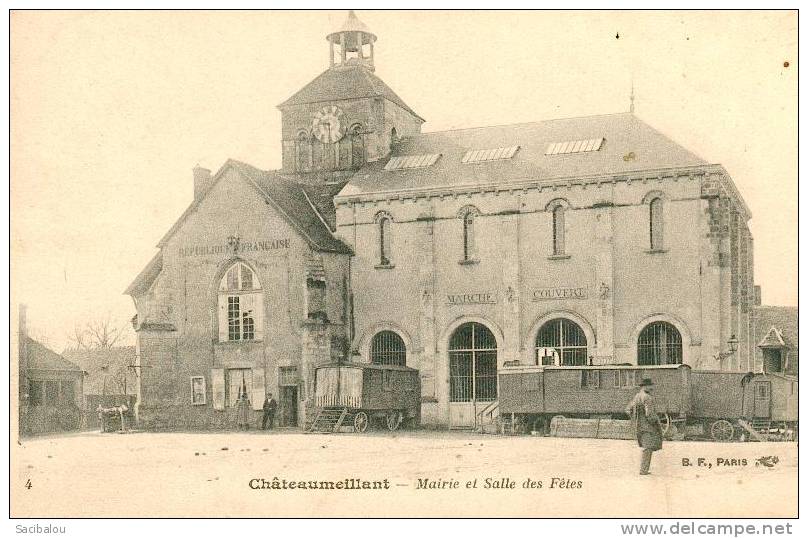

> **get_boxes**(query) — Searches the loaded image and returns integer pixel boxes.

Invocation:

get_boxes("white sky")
[10,10,797,350]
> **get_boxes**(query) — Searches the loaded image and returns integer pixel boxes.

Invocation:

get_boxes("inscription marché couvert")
[178,239,290,257]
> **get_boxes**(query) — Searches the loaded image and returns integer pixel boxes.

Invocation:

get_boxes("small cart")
[309,362,420,433]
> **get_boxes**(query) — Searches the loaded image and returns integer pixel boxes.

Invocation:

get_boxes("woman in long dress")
[236,390,251,431]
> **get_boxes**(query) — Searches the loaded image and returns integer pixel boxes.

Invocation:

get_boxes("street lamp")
[714,334,739,361]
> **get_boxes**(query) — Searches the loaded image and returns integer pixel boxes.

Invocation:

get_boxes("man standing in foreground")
[626,378,664,475]
[261,392,277,430]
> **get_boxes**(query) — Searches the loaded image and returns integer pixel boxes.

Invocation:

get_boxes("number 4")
[25,479,32,489]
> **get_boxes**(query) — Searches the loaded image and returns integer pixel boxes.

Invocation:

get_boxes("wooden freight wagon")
[498,364,692,435]
[689,370,751,441]
[308,362,420,433]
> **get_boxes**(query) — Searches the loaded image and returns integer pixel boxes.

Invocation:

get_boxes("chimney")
[193,165,213,201]
[754,285,762,306]
[18,304,27,337]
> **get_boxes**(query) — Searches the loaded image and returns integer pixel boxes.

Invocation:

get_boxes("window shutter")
[249,293,265,341]
[217,295,228,341]
[211,368,225,410]
[252,368,265,410]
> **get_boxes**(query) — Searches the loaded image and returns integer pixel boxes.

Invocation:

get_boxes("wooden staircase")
[306,407,349,433]
[738,419,771,442]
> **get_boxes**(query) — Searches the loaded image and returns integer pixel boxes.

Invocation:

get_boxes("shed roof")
[22,336,84,373]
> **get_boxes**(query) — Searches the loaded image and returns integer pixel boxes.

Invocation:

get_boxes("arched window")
[649,197,664,250]
[350,124,364,167]
[217,262,263,342]
[370,330,406,366]
[536,318,587,366]
[309,135,320,170]
[637,321,682,365]
[449,322,497,403]
[552,205,566,255]
[463,213,475,261]
[377,214,392,265]
[295,131,310,172]
[458,206,479,262]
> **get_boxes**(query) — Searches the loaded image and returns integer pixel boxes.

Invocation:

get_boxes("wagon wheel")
[354,411,369,433]
[386,411,402,432]
[710,419,734,442]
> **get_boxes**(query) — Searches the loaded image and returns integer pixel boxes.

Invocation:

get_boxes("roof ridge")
[419,111,635,136]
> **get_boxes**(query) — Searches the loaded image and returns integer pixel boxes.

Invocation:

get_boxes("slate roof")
[229,160,352,253]
[754,306,798,351]
[277,64,424,121]
[337,112,709,198]
[328,10,375,40]
[62,347,137,395]
[124,251,162,296]
[22,336,84,373]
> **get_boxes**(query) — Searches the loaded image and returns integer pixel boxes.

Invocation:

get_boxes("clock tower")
[277,10,424,181]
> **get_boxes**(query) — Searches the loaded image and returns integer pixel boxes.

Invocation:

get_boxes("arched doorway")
[448,322,498,428]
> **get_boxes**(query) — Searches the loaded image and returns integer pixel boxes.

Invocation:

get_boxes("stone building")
[127,11,764,429]
[18,306,86,436]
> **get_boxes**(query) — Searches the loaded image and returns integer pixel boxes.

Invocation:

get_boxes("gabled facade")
[126,160,352,429]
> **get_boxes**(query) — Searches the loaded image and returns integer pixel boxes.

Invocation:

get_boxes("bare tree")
[66,315,135,395]
[68,314,132,351]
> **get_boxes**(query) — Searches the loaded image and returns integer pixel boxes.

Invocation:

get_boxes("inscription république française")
[178,238,290,257]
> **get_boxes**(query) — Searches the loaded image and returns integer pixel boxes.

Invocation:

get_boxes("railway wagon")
[498,364,692,434]
[690,371,798,441]
[310,362,420,433]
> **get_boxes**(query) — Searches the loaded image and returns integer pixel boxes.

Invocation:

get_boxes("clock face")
[311,105,346,144]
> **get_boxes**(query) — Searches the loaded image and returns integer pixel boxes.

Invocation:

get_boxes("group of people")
[234,391,278,431]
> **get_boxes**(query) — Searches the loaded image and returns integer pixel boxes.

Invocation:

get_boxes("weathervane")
[629,80,635,114]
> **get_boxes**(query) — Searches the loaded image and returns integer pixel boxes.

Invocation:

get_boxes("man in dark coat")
[626,378,664,475]
[261,392,277,430]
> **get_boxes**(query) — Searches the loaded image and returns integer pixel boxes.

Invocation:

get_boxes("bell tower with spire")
[277,10,424,181]
[327,10,377,71]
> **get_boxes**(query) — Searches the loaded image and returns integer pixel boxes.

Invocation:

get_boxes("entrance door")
[753,381,771,419]
[448,322,498,429]
[279,386,298,427]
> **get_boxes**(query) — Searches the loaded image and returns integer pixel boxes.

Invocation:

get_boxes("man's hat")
[639,378,654,387]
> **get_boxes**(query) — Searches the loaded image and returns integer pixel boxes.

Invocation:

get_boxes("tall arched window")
[458,207,479,262]
[295,130,310,172]
[350,124,364,167]
[649,197,664,250]
[218,262,263,342]
[449,322,497,403]
[377,213,392,265]
[637,321,682,365]
[536,318,587,366]
[370,331,406,366]
[463,213,475,261]
[552,205,566,255]
[311,136,323,170]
